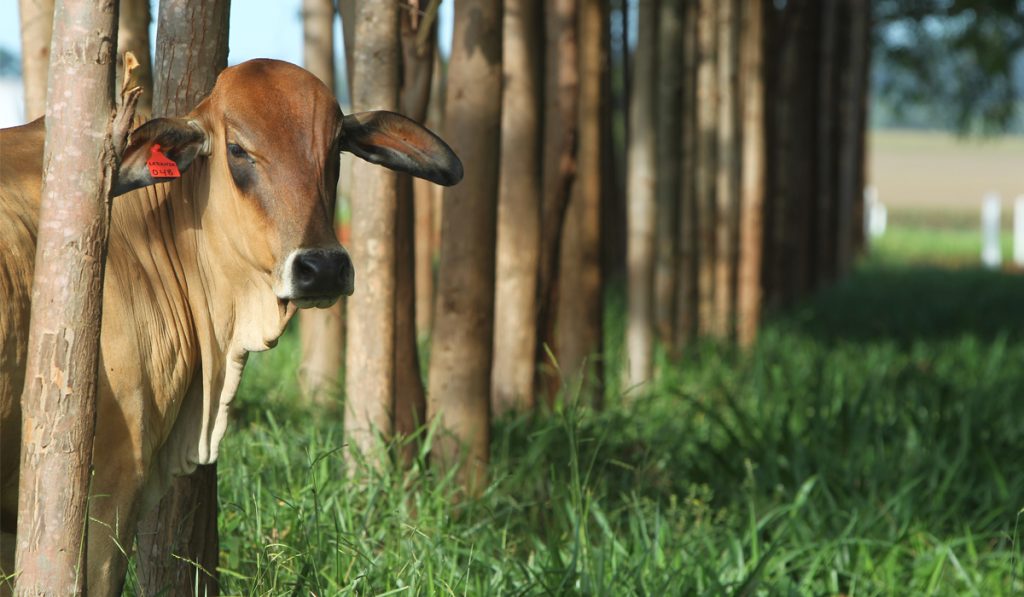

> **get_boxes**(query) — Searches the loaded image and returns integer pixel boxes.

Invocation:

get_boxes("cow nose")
[292,248,354,299]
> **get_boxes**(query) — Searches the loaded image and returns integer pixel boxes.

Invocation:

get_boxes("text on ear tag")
[147,144,181,178]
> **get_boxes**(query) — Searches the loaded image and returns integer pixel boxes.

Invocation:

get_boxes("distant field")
[869,129,1024,225]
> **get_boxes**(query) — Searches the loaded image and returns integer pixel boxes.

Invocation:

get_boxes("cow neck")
[155,158,294,468]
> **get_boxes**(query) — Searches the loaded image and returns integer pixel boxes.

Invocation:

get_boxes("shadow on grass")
[787,264,1024,344]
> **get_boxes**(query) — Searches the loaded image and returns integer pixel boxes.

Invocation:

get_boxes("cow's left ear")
[113,117,209,197]
[340,111,463,186]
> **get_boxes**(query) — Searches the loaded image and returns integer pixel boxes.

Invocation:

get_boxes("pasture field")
[869,129,1024,216]
[123,225,1024,596]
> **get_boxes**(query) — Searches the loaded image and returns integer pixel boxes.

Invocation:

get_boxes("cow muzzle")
[277,247,354,308]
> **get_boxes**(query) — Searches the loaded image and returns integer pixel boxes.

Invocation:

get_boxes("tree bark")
[712,0,740,340]
[427,0,501,496]
[814,0,839,286]
[14,0,123,593]
[736,0,766,348]
[345,0,400,465]
[556,0,606,401]
[674,0,700,351]
[297,0,345,408]
[695,0,718,335]
[394,0,436,466]
[492,0,543,415]
[17,0,54,121]
[136,2,230,595]
[117,0,154,115]
[624,0,658,391]
[653,0,683,348]
[836,0,870,276]
[535,0,579,402]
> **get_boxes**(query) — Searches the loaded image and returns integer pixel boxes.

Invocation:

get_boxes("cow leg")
[84,450,146,597]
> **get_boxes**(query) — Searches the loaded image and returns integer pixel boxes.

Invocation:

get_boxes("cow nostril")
[293,254,321,287]
[290,249,350,298]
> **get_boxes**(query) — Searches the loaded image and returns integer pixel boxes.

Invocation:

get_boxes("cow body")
[0,59,460,595]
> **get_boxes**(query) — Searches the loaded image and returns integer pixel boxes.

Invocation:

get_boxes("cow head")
[113,59,462,312]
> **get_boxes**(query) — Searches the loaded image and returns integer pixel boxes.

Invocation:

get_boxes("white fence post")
[981,193,1002,270]
[1014,196,1024,267]
[863,186,886,243]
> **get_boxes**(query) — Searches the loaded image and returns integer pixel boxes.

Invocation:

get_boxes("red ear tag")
[146,143,181,178]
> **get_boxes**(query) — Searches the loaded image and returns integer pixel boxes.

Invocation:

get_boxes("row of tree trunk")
[14,0,872,592]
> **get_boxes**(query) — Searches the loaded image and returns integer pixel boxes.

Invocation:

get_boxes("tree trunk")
[492,0,542,415]
[624,0,658,391]
[736,0,766,348]
[695,0,718,335]
[14,0,125,593]
[555,0,606,401]
[17,0,54,121]
[535,0,579,403]
[712,0,740,340]
[427,0,501,496]
[345,1,400,465]
[814,0,838,286]
[394,0,436,466]
[674,0,700,351]
[414,49,448,339]
[653,0,683,348]
[414,174,435,337]
[136,2,230,595]
[117,0,154,115]
[836,0,870,276]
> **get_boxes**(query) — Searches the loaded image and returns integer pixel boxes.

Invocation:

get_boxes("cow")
[0,58,462,595]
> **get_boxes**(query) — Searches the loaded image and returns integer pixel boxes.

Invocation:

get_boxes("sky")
[0,0,454,126]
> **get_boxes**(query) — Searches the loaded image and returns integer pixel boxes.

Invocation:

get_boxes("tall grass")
[126,235,1024,596]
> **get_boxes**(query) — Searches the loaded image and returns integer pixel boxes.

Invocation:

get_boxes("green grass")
[126,226,1024,596]
[868,223,1015,268]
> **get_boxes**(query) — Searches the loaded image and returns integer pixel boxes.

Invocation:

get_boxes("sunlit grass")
[124,225,1024,595]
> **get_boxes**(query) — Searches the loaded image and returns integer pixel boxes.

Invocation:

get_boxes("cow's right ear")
[113,118,209,197]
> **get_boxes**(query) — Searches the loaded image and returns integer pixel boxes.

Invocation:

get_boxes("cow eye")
[227,143,250,160]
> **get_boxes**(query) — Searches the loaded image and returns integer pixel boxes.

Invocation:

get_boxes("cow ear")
[113,118,208,197]
[339,111,463,187]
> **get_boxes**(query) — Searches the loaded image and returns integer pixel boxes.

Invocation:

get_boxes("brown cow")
[0,59,461,595]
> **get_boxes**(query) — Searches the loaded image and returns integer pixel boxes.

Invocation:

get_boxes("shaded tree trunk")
[136,2,230,595]
[736,0,766,348]
[815,0,839,286]
[14,0,128,593]
[117,0,154,115]
[624,0,658,391]
[345,1,400,464]
[836,0,871,276]
[492,0,543,415]
[712,0,740,340]
[298,0,345,408]
[536,0,579,402]
[556,0,606,400]
[674,0,700,351]
[394,0,436,466]
[653,0,683,348]
[414,49,448,339]
[695,0,718,335]
[427,0,501,495]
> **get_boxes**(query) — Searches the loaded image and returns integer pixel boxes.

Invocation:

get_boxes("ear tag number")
[147,144,181,178]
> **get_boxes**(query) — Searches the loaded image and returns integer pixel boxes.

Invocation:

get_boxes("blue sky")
[0,1,453,123]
